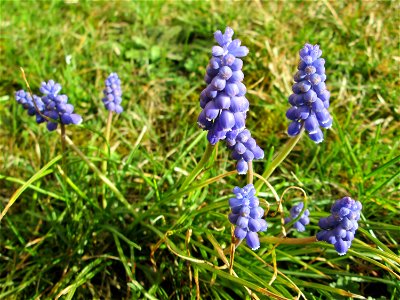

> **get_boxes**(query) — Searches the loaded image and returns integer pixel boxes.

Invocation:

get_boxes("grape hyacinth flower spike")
[286,44,332,143]
[15,80,82,131]
[40,80,82,131]
[228,184,268,250]
[197,26,264,174]
[102,73,123,114]
[316,196,362,255]
[284,202,310,232]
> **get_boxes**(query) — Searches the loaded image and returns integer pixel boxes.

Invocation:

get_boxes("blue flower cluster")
[316,197,362,255]
[103,73,123,114]
[284,202,310,232]
[226,129,264,174]
[15,90,46,124]
[228,184,268,250]
[15,80,82,131]
[286,44,332,143]
[197,27,264,174]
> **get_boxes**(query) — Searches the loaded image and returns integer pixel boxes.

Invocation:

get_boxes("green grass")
[0,1,399,299]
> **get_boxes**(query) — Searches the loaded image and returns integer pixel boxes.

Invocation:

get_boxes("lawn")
[0,1,399,299]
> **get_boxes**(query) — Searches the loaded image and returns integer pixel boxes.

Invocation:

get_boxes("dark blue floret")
[286,44,332,143]
[15,90,46,124]
[103,73,123,113]
[284,202,310,232]
[197,27,264,174]
[228,184,268,250]
[316,196,362,255]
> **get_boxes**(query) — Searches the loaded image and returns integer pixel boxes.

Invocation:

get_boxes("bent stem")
[255,128,304,191]
[102,111,113,208]
[259,236,316,245]
[178,143,215,208]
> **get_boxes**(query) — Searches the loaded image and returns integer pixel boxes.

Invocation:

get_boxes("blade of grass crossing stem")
[0,174,66,201]
[63,135,135,214]
[0,155,62,222]
[365,154,400,179]
[113,234,134,279]
[101,224,141,250]
[56,165,100,210]
[56,259,110,300]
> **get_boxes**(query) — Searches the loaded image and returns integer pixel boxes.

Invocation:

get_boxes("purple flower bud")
[219,66,233,80]
[234,227,247,239]
[242,150,254,162]
[223,54,236,66]
[214,93,231,109]
[230,46,249,58]
[204,101,220,121]
[233,112,245,130]
[212,46,224,56]
[236,129,250,143]
[292,81,312,93]
[246,231,260,250]
[288,121,302,136]
[308,127,324,143]
[304,115,319,134]
[229,70,244,82]
[211,77,226,91]
[218,110,235,130]
[225,83,239,97]
[230,96,248,113]
[236,82,247,96]
[231,58,243,71]
[236,159,248,174]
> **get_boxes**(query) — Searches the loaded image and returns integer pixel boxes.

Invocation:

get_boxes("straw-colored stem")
[247,161,253,184]
[102,111,113,208]
[259,236,317,245]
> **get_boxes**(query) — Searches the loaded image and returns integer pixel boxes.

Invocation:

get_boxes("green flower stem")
[60,123,67,172]
[102,111,113,208]
[254,128,304,191]
[177,142,215,208]
[259,236,316,245]
[179,143,215,192]
[64,135,134,214]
